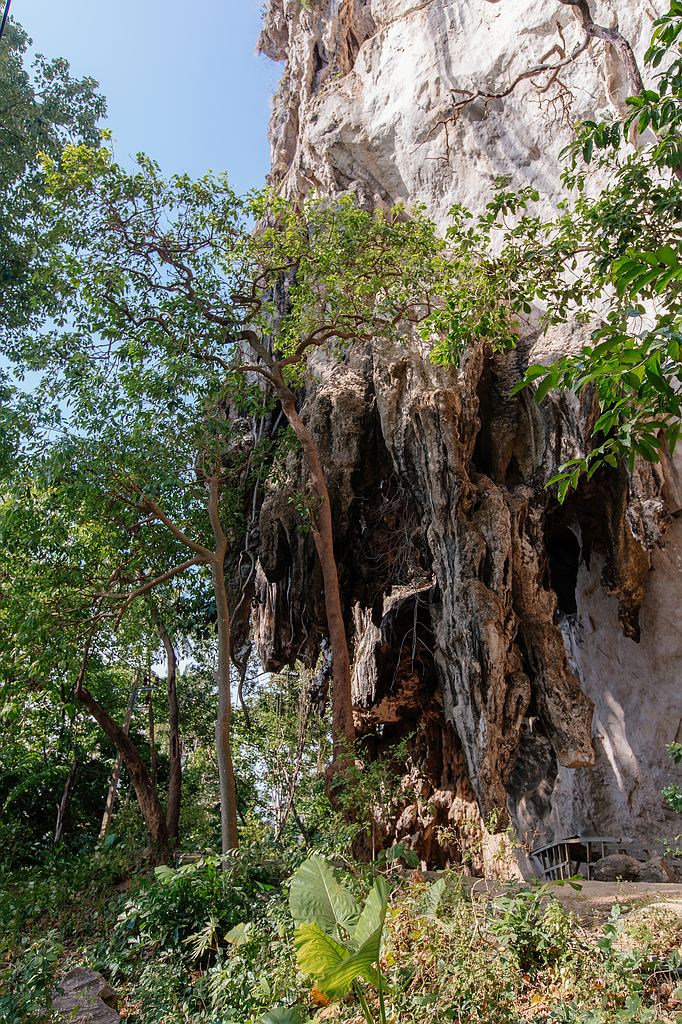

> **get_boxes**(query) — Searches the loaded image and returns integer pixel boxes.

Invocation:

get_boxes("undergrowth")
[3,856,682,1024]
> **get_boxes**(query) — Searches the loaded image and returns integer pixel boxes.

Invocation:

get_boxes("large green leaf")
[293,921,349,978]
[352,875,388,949]
[318,925,384,998]
[261,1008,306,1024]
[423,876,446,918]
[289,856,359,938]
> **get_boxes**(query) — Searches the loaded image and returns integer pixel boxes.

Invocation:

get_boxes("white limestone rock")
[254,0,682,862]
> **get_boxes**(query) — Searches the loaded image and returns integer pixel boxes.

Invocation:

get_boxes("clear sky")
[14,0,279,192]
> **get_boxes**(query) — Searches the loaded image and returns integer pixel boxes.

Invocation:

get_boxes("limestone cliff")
[252,0,682,865]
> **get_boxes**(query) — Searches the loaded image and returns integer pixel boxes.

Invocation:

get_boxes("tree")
[424,1,682,499]
[0,18,105,329]
[5,144,445,779]
[2,210,269,856]
[0,443,200,858]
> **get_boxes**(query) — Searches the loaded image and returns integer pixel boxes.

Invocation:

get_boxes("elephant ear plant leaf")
[261,1009,306,1024]
[287,857,390,1024]
[289,855,360,939]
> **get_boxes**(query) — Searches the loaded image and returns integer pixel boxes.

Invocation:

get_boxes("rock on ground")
[52,968,120,1024]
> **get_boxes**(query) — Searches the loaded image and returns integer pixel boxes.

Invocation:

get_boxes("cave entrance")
[546,526,581,615]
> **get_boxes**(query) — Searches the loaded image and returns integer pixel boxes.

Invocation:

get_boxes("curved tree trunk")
[99,671,139,839]
[76,683,168,859]
[212,555,239,854]
[278,387,356,760]
[54,758,78,846]
[147,671,158,789]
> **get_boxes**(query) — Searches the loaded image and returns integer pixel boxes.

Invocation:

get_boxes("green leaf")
[656,267,682,294]
[318,925,384,999]
[656,245,678,267]
[289,857,359,938]
[293,922,348,980]
[423,877,446,918]
[534,375,554,404]
[261,1008,306,1024]
[225,922,251,947]
[523,364,549,383]
[352,875,388,949]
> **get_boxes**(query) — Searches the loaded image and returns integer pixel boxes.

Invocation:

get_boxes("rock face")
[252,0,682,864]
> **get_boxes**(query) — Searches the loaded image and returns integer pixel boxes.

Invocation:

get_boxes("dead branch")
[558,0,644,95]
[447,33,589,115]
[416,1,647,156]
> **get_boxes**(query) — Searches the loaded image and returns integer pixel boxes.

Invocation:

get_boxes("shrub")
[488,883,573,974]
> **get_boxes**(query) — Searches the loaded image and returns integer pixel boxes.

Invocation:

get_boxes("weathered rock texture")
[253,0,682,864]
[52,968,120,1024]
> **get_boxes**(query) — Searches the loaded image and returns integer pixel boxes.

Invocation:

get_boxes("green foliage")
[261,1009,304,1024]
[288,857,390,1024]
[426,1,682,499]
[0,846,135,1023]
[662,741,682,814]
[0,931,63,1024]
[84,852,302,1024]
[4,853,682,1024]
[289,856,361,939]
[0,19,105,330]
[104,855,281,969]
[488,883,573,974]
[331,735,415,857]
[0,138,444,858]
[513,2,682,493]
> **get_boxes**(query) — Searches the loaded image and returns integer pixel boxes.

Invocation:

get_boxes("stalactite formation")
[251,0,682,862]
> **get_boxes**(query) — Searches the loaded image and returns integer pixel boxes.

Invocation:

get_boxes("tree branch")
[558,0,644,95]
[103,555,204,608]
[446,32,589,115]
[139,495,214,560]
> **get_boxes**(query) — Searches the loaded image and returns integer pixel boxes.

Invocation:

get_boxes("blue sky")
[16,0,279,192]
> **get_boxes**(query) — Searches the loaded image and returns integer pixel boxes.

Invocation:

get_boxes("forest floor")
[464,880,682,929]
[6,852,682,1024]
[548,881,682,929]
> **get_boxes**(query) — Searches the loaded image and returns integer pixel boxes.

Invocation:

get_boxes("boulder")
[592,854,642,882]
[639,857,680,883]
[52,967,120,1024]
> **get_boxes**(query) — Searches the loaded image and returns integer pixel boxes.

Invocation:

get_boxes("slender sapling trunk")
[207,472,239,855]
[278,385,356,760]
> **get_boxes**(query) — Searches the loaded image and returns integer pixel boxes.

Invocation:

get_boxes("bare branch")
[558,0,644,95]
[416,1,646,155]
[104,555,204,607]
[141,496,214,560]
[446,33,589,115]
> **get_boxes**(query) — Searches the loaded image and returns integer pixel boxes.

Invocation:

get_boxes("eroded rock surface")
[251,0,682,863]
[52,968,120,1024]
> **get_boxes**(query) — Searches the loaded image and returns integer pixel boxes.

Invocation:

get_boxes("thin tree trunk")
[78,681,168,858]
[100,672,139,839]
[278,387,356,760]
[153,613,182,845]
[147,672,158,790]
[238,335,355,763]
[54,758,78,846]
[207,473,239,856]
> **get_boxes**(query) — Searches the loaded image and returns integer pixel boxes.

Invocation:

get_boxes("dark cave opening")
[546,526,581,615]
